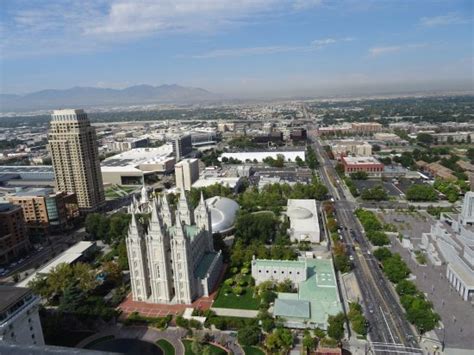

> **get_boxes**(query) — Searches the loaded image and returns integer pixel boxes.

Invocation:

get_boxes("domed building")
[205,196,240,235]
[286,199,320,243]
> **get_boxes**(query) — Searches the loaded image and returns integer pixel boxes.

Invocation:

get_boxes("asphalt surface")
[310,133,422,355]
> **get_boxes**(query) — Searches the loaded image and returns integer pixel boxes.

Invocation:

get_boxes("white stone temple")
[126,188,223,304]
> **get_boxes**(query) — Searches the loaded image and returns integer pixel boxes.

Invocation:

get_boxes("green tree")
[417,133,434,145]
[395,280,418,296]
[58,283,86,313]
[406,184,438,202]
[327,312,345,341]
[361,185,388,201]
[302,330,316,351]
[237,325,261,346]
[383,254,410,283]
[373,247,392,261]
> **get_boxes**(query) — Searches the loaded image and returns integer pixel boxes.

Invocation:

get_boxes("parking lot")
[352,179,404,197]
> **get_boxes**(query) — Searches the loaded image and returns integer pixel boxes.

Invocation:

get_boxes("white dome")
[205,196,240,234]
[287,207,313,219]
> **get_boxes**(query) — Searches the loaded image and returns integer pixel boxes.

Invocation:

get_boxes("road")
[310,133,422,354]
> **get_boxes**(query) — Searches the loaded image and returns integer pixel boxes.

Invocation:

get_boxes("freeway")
[310,134,422,354]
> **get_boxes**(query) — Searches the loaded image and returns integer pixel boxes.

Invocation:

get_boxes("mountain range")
[0,84,219,112]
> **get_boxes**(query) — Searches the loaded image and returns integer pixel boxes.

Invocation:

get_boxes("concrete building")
[433,132,474,144]
[126,191,223,304]
[7,188,79,235]
[173,134,193,161]
[331,140,372,157]
[191,132,217,147]
[460,191,474,226]
[48,109,105,212]
[108,137,149,152]
[318,122,382,136]
[0,166,55,187]
[219,150,305,163]
[373,132,402,143]
[0,286,44,345]
[251,258,342,329]
[175,159,199,191]
[422,193,474,301]
[457,160,474,172]
[341,156,384,177]
[0,204,30,265]
[287,199,320,243]
[101,145,176,185]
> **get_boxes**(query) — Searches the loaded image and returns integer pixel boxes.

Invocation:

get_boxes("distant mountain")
[0,84,219,112]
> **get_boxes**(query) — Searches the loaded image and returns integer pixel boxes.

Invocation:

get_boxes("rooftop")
[0,286,31,313]
[343,156,382,165]
[253,259,306,269]
[205,196,240,234]
[274,298,311,319]
[101,144,174,172]
[195,252,219,279]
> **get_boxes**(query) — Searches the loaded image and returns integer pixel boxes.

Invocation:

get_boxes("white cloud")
[369,43,428,57]
[419,13,469,27]
[192,37,347,58]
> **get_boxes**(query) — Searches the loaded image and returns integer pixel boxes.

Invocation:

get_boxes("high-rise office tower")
[175,158,199,191]
[172,134,193,161]
[48,109,105,212]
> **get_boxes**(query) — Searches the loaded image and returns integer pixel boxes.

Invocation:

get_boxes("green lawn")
[243,346,265,355]
[212,285,260,310]
[182,340,227,355]
[156,339,175,355]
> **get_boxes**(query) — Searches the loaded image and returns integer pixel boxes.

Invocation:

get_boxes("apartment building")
[48,109,105,211]
[0,204,30,265]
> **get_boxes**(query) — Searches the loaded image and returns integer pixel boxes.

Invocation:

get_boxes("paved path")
[211,307,258,318]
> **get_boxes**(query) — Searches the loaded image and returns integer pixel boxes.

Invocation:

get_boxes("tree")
[58,283,86,313]
[238,325,261,346]
[302,330,316,351]
[395,279,418,296]
[235,212,277,244]
[406,184,438,202]
[103,261,122,285]
[335,163,345,176]
[349,171,368,180]
[417,133,434,145]
[327,312,345,341]
[374,247,392,261]
[383,254,410,283]
[361,185,388,201]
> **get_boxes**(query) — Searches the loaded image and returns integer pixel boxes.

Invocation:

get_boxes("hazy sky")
[1,0,473,96]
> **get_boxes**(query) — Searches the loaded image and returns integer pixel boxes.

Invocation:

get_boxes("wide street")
[310,130,422,355]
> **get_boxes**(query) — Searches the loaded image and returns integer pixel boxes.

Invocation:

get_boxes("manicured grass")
[243,346,265,355]
[156,339,175,355]
[212,285,260,310]
[84,335,115,349]
[182,340,227,355]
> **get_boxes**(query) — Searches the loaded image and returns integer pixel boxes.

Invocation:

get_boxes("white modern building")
[286,199,320,243]
[0,286,44,345]
[126,191,223,304]
[422,192,474,301]
[101,144,176,185]
[219,150,305,163]
[175,159,200,191]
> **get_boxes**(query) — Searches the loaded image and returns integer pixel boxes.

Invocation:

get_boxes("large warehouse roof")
[205,196,240,234]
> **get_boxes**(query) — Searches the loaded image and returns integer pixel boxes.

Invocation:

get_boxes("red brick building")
[341,156,384,177]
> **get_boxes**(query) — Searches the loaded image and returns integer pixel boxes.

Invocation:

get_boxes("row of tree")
[374,248,440,333]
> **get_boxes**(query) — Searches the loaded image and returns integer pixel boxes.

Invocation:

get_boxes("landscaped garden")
[183,339,227,355]
[212,267,261,310]
[243,346,265,355]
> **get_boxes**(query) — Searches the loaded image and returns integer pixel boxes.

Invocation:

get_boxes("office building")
[460,191,474,226]
[48,109,105,211]
[175,159,199,191]
[126,191,223,304]
[0,204,30,265]
[331,140,372,157]
[7,188,79,235]
[173,134,193,161]
[0,286,44,345]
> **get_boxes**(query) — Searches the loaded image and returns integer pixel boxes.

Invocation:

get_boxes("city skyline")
[1,0,472,97]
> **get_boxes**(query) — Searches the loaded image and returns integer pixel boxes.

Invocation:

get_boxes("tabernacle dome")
[205,196,240,234]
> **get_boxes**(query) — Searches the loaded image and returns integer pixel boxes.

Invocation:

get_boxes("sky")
[0,0,473,97]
